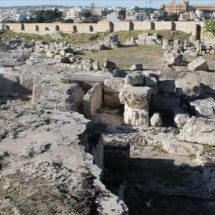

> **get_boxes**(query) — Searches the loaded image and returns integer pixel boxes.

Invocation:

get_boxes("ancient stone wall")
[133,21,152,30]
[3,21,206,40]
[112,21,131,31]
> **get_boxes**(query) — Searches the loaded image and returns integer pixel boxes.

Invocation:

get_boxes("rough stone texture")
[103,77,125,94]
[124,73,144,86]
[103,78,125,107]
[175,79,202,97]
[164,51,183,65]
[158,79,176,94]
[162,38,170,49]
[160,69,215,95]
[179,117,215,145]
[119,86,152,109]
[130,64,143,71]
[189,97,215,119]
[142,70,159,86]
[0,108,128,215]
[33,83,85,112]
[151,95,181,111]
[124,104,149,126]
[188,57,209,72]
[150,113,162,127]
[173,108,190,128]
[83,82,102,118]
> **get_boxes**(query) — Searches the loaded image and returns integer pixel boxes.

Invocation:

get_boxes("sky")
[0,0,215,9]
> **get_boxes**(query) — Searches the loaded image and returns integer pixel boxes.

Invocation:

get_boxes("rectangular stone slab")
[61,74,106,83]
[0,62,25,67]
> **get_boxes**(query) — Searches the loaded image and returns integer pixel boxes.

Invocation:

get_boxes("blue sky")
[0,0,214,9]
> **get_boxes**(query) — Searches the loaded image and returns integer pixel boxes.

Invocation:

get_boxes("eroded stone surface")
[119,86,152,109]
[179,117,215,145]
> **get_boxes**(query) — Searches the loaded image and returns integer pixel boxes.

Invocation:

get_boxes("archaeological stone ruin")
[0,27,215,215]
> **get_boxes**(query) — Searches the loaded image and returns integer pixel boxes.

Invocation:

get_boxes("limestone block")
[92,62,101,71]
[142,70,159,85]
[32,81,55,103]
[158,79,176,94]
[151,95,181,111]
[77,64,83,70]
[179,117,215,145]
[103,78,124,94]
[175,79,201,97]
[0,74,20,96]
[150,113,162,127]
[82,64,92,71]
[124,104,149,126]
[188,57,209,72]
[83,82,102,118]
[129,64,143,71]
[144,76,157,87]
[33,83,84,112]
[165,52,183,65]
[119,86,152,109]
[60,50,66,56]
[70,64,78,69]
[189,97,215,119]
[124,73,144,86]
[173,108,190,128]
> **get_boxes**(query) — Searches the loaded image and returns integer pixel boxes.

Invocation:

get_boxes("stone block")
[189,97,215,119]
[83,83,102,118]
[119,86,152,109]
[130,64,143,71]
[179,117,215,145]
[173,108,190,128]
[124,74,144,86]
[103,77,124,94]
[150,113,162,127]
[158,79,176,94]
[175,79,201,97]
[188,57,209,72]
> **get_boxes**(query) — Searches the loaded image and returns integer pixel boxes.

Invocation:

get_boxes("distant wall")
[2,21,206,40]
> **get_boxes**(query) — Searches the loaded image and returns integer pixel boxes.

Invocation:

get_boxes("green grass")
[0,29,190,44]
[82,44,163,69]
[203,145,215,156]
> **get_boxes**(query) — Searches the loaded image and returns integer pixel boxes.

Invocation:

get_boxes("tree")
[83,11,91,18]
[134,6,140,12]
[204,20,215,35]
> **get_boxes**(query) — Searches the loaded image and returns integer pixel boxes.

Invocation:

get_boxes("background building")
[161,0,215,14]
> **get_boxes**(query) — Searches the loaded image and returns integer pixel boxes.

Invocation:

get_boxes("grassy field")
[0,29,190,44]
[82,45,164,69]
